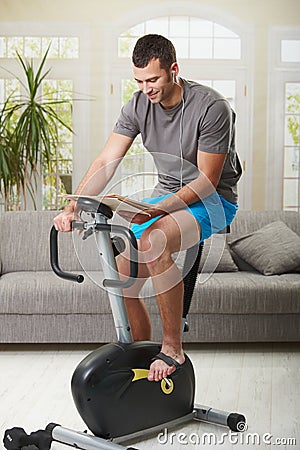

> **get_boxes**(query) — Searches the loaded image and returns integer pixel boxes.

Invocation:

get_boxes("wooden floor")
[0,343,299,450]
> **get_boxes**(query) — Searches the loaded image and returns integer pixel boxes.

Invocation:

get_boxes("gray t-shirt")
[113,79,242,204]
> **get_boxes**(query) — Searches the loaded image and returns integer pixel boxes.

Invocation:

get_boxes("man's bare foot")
[148,348,185,382]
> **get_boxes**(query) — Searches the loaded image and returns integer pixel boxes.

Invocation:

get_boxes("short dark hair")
[132,34,177,71]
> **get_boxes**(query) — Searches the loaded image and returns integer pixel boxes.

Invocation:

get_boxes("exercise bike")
[4,197,246,450]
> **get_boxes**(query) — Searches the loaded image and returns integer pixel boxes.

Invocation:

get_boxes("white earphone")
[171,69,185,188]
[170,68,185,188]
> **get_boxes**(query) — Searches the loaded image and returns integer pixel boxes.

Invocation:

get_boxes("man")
[54,34,242,383]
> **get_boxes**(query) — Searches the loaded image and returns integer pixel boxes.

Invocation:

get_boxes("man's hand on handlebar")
[53,202,77,232]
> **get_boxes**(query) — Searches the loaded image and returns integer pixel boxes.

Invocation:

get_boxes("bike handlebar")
[50,226,84,283]
[49,222,138,288]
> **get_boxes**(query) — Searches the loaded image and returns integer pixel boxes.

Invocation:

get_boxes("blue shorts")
[131,192,238,242]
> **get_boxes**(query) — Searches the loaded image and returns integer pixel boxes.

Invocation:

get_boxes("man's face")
[133,58,175,108]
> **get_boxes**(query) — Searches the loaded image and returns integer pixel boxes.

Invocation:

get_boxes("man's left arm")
[126,99,232,223]
[148,151,226,216]
[123,152,226,224]
[149,98,232,217]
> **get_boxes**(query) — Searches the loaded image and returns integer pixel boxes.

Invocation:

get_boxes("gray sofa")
[0,210,299,343]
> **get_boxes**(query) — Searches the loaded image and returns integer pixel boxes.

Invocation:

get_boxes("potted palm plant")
[0,46,73,210]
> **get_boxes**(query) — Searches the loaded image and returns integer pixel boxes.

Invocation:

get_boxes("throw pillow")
[228,221,300,276]
[230,248,259,272]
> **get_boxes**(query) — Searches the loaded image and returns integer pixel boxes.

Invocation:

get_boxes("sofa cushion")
[229,248,259,272]
[193,272,300,314]
[2,271,299,316]
[141,272,300,314]
[228,221,300,275]
[0,271,111,314]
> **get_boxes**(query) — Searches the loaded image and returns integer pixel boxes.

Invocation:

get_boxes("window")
[0,22,89,209]
[281,40,300,63]
[0,78,20,103]
[0,74,74,211]
[42,79,73,210]
[267,29,300,212]
[119,79,157,197]
[0,36,79,59]
[118,17,241,60]
[0,79,21,210]
[283,82,300,211]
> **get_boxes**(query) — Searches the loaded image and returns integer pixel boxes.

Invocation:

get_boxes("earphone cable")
[179,96,185,189]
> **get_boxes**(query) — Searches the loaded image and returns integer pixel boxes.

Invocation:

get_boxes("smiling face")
[133,58,181,109]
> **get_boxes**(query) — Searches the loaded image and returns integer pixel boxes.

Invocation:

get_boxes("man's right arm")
[53,132,134,232]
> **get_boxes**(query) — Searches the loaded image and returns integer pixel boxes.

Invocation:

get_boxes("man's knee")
[139,227,170,268]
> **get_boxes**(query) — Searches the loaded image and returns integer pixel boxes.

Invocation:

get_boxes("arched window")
[108,14,252,208]
[118,17,241,60]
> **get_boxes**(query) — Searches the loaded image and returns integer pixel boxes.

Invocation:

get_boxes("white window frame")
[0,22,90,208]
[266,26,300,210]
[104,2,254,209]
